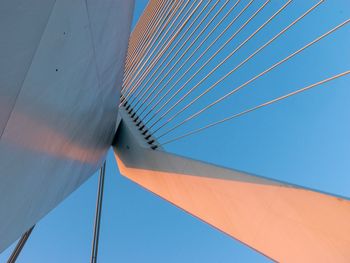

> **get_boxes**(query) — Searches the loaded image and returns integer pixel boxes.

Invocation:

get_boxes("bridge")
[0,0,349,262]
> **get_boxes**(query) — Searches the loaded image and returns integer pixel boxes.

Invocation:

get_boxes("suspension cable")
[126,0,157,65]
[128,1,217,110]
[124,0,169,74]
[122,1,195,101]
[146,0,269,130]
[132,0,231,115]
[124,0,172,77]
[140,0,255,124]
[161,70,350,145]
[123,1,206,105]
[151,0,298,135]
[123,1,160,95]
[122,1,194,99]
[122,1,181,96]
[156,18,350,139]
[122,1,173,96]
[137,0,242,119]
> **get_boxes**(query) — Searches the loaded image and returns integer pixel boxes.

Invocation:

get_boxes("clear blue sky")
[1,1,349,262]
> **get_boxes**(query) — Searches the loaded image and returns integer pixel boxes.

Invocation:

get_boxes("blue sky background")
[1,0,349,262]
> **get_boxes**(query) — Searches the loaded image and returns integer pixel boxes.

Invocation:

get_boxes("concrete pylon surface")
[114,111,350,262]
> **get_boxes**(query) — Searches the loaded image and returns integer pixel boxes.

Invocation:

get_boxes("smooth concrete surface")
[114,114,350,263]
[0,0,134,251]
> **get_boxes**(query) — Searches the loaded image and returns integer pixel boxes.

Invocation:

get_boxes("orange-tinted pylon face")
[114,121,350,263]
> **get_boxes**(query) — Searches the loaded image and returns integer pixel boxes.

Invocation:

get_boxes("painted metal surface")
[0,0,134,251]
[114,112,350,262]
[0,0,56,134]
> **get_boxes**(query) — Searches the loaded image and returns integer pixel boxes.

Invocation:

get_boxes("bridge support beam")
[7,225,35,263]
[113,118,350,262]
[90,161,106,263]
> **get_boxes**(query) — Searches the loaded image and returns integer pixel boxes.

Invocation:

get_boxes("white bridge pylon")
[1,0,349,261]
[117,1,350,260]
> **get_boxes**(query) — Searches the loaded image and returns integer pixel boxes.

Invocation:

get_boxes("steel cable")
[136,0,242,118]
[122,0,174,95]
[122,0,195,99]
[151,0,301,135]
[156,18,350,139]
[140,0,256,125]
[146,0,270,130]
[124,0,172,76]
[127,1,218,110]
[161,70,350,145]
[131,0,232,115]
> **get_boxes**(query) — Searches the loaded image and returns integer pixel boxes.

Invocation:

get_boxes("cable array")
[120,0,350,147]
